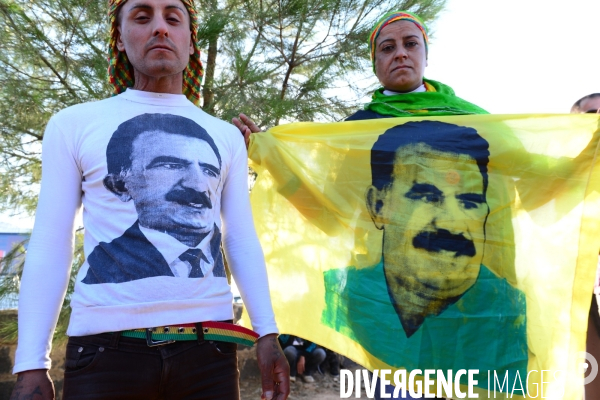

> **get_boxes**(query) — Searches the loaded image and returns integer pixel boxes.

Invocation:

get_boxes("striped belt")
[121,321,259,347]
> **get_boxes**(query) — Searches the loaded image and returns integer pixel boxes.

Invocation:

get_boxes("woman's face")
[374,20,427,93]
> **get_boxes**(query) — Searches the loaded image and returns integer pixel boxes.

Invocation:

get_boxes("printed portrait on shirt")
[82,113,226,284]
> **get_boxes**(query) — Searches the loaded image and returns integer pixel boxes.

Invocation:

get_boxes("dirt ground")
[240,369,344,400]
[237,345,360,400]
[233,305,354,400]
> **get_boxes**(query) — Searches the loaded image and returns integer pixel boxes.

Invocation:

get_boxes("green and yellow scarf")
[364,78,488,117]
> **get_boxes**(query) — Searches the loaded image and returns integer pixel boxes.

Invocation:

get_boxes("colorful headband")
[107,0,204,106]
[369,11,429,72]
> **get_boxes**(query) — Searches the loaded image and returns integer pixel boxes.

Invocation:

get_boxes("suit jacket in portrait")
[82,221,226,284]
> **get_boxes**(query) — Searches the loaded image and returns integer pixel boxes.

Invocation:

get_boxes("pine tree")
[0,0,446,342]
[196,0,445,126]
[0,0,109,214]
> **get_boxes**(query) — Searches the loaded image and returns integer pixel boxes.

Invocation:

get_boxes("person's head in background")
[570,93,600,114]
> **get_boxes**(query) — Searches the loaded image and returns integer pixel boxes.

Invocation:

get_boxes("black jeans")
[283,346,326,376]
[62,332,239,400]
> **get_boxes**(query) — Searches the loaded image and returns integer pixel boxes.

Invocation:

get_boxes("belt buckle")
[145,328,176,347]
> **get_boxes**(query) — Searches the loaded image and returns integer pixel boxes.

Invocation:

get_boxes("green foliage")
[0,0,445,212]
[0,237,28,343]
[0,0,110,214]
[197,0,446,126]
[0,230,85,343]
[0,0,445,343]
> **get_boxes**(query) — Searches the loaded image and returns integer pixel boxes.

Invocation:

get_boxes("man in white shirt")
[11,0,290,399]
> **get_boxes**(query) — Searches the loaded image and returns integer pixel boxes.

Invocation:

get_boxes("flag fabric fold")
[244,114,600,399]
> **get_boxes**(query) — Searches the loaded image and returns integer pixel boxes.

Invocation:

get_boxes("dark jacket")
[82,221,225,284]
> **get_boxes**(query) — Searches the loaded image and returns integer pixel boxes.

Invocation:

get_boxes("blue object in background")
[0,232,29,309]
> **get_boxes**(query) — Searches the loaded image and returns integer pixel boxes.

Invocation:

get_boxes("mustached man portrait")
[323,120,528,388]
[83,113,226,284]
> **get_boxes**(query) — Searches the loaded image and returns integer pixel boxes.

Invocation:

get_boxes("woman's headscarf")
[107,0,204,105]
[368,10,429,73]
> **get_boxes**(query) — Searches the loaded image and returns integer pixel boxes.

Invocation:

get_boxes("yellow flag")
[243,114,600,399]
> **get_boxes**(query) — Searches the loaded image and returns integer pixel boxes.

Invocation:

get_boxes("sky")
[0,212,35,233]
[426,0,600,114]
[2,0,599,231]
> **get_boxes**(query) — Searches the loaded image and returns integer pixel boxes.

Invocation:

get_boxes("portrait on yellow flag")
[322,120,527,391]
[244,114,600,398]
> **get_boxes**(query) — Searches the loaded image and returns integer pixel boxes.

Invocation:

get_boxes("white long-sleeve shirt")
[14,89,277,373]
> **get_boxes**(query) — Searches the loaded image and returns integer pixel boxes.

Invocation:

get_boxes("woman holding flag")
[233,11,490,400]
[234,9,598,400]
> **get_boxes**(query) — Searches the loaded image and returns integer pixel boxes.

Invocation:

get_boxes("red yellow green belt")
[121,321,259,347]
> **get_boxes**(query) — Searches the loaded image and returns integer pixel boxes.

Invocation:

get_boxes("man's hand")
[232,113,261,149]
[256,333,290,400]
[10,370,54,400]
[296,355,305,375]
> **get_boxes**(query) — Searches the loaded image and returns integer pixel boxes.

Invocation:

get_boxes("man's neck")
[382,83,426,96]
[132,70,184,95]
[165,229,209,248]
[139,221,210,248]
[383,267,461,338]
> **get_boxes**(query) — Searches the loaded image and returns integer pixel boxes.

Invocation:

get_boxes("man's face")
[367,144,488,302]
[116,0,194,80]
[374,20,427,93]
[122,131,220,235]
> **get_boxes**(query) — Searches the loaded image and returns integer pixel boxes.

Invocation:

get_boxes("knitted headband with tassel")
[107,0,204,105]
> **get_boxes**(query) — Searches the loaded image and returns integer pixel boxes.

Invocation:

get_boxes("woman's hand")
[232,113,262,149]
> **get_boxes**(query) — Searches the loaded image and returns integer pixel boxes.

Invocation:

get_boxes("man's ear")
[103,174,132,202]
[365,185,386,230]
[116,26,125,53]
